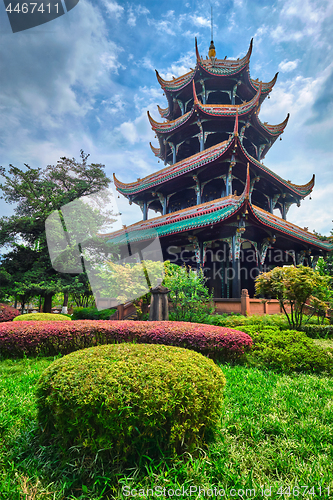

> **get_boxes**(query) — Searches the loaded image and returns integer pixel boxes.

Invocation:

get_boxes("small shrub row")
[14,313,71,322]
[240,325,333,374]
[0,303,20,322]
[208,313,290,330]
[37,343,226,461]
[0,320,252,361]
[299,324,333,339]
[71,307,116,321]
[207,313,329,330]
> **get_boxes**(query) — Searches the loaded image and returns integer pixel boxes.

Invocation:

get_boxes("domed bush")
[14,313,71,321]
[36,343,226,461]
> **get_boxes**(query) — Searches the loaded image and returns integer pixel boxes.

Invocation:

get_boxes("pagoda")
[111,38,333,298]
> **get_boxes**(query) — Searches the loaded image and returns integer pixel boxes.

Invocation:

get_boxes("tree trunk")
[43,293,53,313]
[61,292,69,314]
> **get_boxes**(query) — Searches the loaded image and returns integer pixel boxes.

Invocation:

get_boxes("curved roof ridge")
[237,139,315,197]
[250,72,279,94]
[255,112,290,136]
[147,108,192,131]
[286,174,315,192]
[251,205,333,251]
[155,68,196,91]
[149,142,161,157]
[113,136,234,195]
[157,104,169,118]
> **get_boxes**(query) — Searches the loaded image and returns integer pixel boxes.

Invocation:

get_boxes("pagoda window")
[176,136,200,162]
[202,179,224,203]
[168,189,195,212]
[251,190,269,212]
[206,91,230,105]
[205,131,231,149]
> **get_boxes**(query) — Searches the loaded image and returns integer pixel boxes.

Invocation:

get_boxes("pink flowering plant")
[0,303,20,322]
[0,320,252,361]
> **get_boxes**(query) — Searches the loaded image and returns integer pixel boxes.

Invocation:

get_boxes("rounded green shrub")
[14,313,71,322]
[36,343,226,461]
[241,326,333,374]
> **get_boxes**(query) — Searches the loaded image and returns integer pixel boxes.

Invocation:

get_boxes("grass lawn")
[1,356,333,499]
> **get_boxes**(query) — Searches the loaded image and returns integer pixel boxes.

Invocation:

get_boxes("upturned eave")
[237,138,315,198]
[113,136,235,196]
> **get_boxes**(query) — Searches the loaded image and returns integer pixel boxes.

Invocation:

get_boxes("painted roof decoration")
[114,127,314,199]
[114,137,233,195]
[108,170,332,252]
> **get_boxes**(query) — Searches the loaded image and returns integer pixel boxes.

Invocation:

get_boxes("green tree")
[163,262,214,323]
[0,151,112,312]
[255,265,329,328]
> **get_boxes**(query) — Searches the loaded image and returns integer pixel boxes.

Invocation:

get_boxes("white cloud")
[0,1,124,171]
[133,86,164,113]
[259,64,333,125]
[140,57,155,72]
[100,48,125,73]
[159,51,196,81]
[102,95,126,115]
[278,59,300,73]
[102,0,124,19]
[147,17,175,36]
[119,110,154,145]
[135,5,150,15]
[270,0,333,45]
[254,25,269,45]
[127,9,136,26]
[288,183,333,235]
[190,15,211,28]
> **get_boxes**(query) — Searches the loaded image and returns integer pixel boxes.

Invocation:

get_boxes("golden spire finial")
[208,6,216,58]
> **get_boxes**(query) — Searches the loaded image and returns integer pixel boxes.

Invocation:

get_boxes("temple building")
[111,38,333,299]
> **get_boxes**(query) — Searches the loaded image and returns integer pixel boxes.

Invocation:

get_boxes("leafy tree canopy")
[255,265,330,328]
[0,151,113,311]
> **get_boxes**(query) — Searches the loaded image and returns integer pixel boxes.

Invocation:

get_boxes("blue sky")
[0,0,332,235]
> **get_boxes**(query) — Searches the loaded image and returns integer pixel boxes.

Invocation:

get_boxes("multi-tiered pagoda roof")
[112,38,332,298]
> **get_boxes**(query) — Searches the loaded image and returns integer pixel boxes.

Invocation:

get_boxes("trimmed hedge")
[36,343,226,460]
[14,313,71,322]
[71,307,116,321]
[299,324,333,339]
[0,320,252,360]
[0,304,20,322]
[240,325,333,374]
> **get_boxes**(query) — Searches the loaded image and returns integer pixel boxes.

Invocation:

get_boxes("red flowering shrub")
[0,304,20,322]
[0,320,252,361]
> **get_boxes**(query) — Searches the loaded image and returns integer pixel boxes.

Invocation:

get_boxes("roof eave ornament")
[192,80,200,108]
[195,37,201,63]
